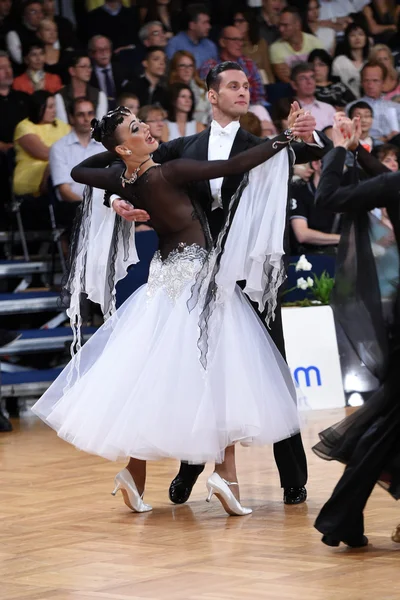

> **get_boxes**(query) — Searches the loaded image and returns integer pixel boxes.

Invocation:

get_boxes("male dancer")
[107,62,332,505]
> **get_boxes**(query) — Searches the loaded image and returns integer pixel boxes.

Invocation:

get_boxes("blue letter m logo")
[294,366,322,387]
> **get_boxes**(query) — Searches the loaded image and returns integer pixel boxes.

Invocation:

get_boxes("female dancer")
[313,115,400,546]
[32,105,304,517]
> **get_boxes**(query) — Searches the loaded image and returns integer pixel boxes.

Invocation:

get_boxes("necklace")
[120,156,152,187]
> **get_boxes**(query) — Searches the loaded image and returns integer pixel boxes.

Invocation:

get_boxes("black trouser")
[249,292,308,489]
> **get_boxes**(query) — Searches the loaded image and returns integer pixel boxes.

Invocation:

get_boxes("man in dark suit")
[89,35,131,110]
[109,62,332,505]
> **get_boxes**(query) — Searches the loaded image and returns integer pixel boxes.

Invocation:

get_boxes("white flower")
[295,254,313,272]
[297,277,309,290]
[307,277,314,287]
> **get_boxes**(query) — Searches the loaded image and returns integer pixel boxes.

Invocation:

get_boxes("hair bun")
[91,118,102,142]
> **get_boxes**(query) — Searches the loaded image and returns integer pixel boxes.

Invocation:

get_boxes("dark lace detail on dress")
[187,173,250,369]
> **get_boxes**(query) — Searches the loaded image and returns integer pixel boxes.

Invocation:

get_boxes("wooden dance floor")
[1,408,399,600]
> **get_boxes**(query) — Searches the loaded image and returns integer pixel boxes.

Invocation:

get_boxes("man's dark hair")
[372,143,398,161]
[144,45,166,60]
[22,41,45,58]
[28,90,55,125]
[117,91,139,105]
[185,3,210,29]
[348,100,374,119]
[361,59,388,82]
[206,61,245,91]
[23,0,43,10]
[290,62,314,82]
[68,96,95,117]
[280,6,302,22]
[68,52,91,69]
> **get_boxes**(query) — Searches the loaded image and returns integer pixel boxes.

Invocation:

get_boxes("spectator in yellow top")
[270,6,324,83]
[13,90,70,197]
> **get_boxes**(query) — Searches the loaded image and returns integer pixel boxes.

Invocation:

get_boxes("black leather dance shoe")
[0,409,12,432]
[169,463,205,504]
[321,534,369,548]
[283,486,307,504]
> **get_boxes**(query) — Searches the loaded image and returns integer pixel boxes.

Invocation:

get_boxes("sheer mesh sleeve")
[160,133,291,186]
[356,144,390,177]
[71,151,125,196]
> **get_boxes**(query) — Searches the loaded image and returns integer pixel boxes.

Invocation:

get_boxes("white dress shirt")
[208,119,240,210]
[50,130,103,200]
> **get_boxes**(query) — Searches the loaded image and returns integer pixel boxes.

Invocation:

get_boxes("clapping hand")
[332,112,361,150]
[287,101,316,143]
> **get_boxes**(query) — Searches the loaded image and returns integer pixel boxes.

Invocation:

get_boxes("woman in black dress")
[31,104,306,517]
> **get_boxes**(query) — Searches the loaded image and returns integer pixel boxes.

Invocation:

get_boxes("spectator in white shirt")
[50,97,103,234]
[291,62,336,130]
[55,53,108,123]
[332,23,370,98]
[346,61,400,144]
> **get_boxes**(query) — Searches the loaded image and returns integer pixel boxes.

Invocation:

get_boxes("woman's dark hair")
[167,82,195,122]
[339,23,370,60]
[300,0,321,34]
[231,8,261,46]
[91,106,130,151]
[28,90,55,125]
[308,48,333,79]
[22,41,45,59]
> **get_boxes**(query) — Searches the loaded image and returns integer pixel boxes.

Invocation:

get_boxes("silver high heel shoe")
[206,472,252,516]
[111,468,152,513]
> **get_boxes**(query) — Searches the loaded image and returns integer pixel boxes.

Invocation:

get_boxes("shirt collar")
[210,120,240,138]
[66,130,99,147]
[102,3,121,16]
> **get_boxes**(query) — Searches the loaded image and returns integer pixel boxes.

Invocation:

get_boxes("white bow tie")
[210,121,240,138]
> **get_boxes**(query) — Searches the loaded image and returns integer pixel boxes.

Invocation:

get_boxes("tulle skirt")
[32,244,300,464]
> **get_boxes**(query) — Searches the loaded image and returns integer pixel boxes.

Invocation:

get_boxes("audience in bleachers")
[86,0,139,53]
[123,46,168,109]
[166,4,218,68]
[372,142,399,171]
[369,44,400,102]
[55,52,107,123]
[168,49,210,124]
[0,0,399,261]
[6,0,43,67]
[258,0,283,46]
[139,0,181,38]
[0,0,13,52]
[50,96,102,237]
[232,9,275,84]
[347,61,400,143]
[163,81,205,140]
[331,23,370,98]
[199,25,267,106]
[12,42,62,94]
[289,157,341,254]
[137,104,166,142]
[291,62,336,130]
[88,34,130,110]
[270,6,324,84]
[309,48,356,108]
[348,100,378,151]
[12,90,69,234]
[302,0,336,55]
